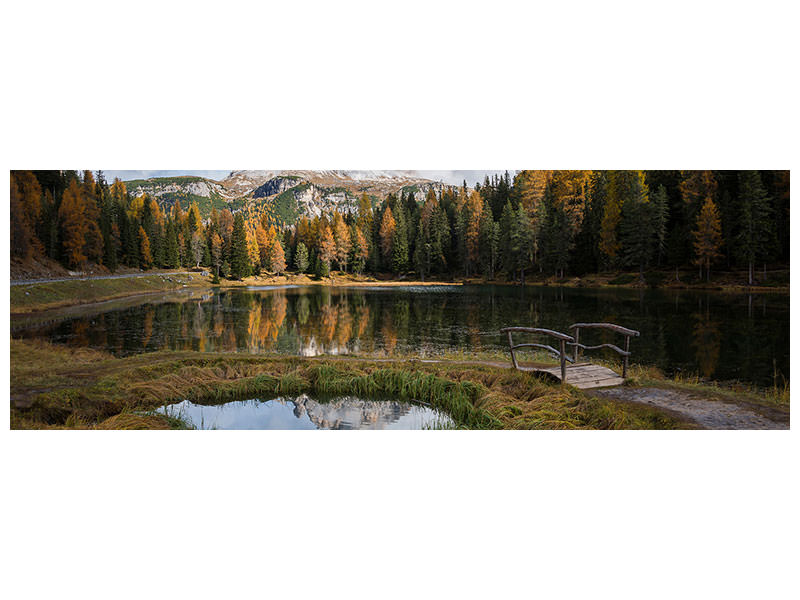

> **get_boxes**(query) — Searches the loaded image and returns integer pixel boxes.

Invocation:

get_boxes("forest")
[10,170,789,285]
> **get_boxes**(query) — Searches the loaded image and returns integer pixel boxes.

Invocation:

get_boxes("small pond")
[157,395,455,430]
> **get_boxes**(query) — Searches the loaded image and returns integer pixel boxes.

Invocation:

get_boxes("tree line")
[10,170,285,280]
[10,170,788,284]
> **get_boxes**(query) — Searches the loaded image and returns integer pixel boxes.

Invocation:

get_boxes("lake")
[12,284,789,387]
[157,395,455,430]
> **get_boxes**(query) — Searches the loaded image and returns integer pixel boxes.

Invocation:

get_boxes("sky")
[99,170,510,187]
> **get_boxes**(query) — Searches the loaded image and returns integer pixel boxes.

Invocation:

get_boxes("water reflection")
[12,285,789,387]
[159,395,454,430]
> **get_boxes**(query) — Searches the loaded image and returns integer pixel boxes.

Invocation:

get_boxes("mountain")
[123,170,451,226]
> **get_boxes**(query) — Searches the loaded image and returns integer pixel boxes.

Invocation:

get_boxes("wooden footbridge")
[500,323,640,390]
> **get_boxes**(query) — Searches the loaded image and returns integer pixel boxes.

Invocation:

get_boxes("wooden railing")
[500,327,575,383]
[567,323,640,378]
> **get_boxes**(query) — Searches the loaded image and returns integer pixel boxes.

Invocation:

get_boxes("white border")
[2,2,797,599]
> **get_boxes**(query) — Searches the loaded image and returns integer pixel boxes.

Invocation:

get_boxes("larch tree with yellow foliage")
[139,226,152,268]
[692,196,723,282]
[269,237,286,274]
[332,213,351,272]
[379,206,396,266]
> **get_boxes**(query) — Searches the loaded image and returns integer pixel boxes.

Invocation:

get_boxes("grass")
[10,273,212,313]
[9,339,693,430]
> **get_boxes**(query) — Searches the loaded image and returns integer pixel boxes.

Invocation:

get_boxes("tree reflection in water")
[15,285,788,387]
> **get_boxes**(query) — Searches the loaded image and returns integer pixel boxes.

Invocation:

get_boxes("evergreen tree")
[499,201,516,277]
[478,200,499,279]
[735,171,774,284]
[619,173,655,278]
[540,184,572,278]
[294,241,309,273]
[391,202,409,272]
[165,221,180,268]
[350,225,368,275]
[229,213,251,279]
[510,204,533,283]
[651,184,669,266]
[572,171,606,274]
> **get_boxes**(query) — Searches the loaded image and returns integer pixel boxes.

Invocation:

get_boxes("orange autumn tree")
[59,179,90,268]
[465,190,483,275]
[138,226,152,268]
[332,212,351,272]
[270,236,286,273]
[10,171,44,258]
[692,196,723,282]
[318,222,335,272]
[256,224,271,269]
[379,205,396,265]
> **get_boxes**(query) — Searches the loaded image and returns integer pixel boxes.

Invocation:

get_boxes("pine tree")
[572,170,606,274]
[540,183,572,278]
[619,173,654,278]
[510,204,533,283]
[294,241,309,273]
[651,184,669,266]
[599,171,624,267]
[499,201,516,277]
[229,213,251,279]
[478,200,498,279]
[165,221,180,268]
[735,171,774,284]
[692,197,723,282]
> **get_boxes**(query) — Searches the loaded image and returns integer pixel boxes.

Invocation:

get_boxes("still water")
[12,285,789,386]
[157,395,454,430]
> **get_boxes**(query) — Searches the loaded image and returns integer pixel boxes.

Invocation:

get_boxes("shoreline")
[9,269,788,315]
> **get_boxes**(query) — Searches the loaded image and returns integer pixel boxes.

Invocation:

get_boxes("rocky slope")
[124,170,451,224]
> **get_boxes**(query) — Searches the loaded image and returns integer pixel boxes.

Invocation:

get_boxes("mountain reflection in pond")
[13,285,789,387]
[157,396,455,430]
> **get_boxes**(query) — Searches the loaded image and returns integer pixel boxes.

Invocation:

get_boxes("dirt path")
[592,387,789,430]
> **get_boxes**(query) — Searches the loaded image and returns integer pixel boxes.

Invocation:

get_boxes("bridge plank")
[534,363,626,389]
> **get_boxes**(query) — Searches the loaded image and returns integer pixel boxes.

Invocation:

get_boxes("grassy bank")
[10,272,212,313]
[10,339,691,430]
[219,267,789,293]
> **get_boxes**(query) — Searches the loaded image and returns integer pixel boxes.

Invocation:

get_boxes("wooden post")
[623,335,630,378]
[507,330,518,370]
[573,327,580,363]
[560,339,567,383]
